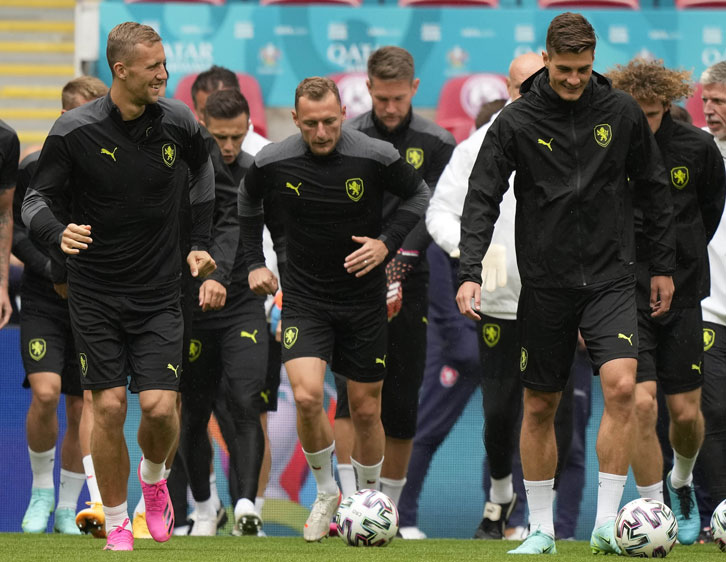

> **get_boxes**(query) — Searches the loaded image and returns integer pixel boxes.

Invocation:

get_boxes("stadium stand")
[538,0,639,7]
[329,72,371,119]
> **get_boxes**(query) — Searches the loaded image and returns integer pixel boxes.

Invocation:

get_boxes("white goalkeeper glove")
[481,243,507,293]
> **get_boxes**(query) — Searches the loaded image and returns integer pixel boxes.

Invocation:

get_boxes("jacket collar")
[521,67,611,110]
[370,108,413,138]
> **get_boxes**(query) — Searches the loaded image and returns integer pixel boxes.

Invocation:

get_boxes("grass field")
[1,534,724,561]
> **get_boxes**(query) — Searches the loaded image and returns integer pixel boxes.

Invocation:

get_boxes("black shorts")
[261,336,281,412]
[281,297,387,383]
[183,309,268,408]
[20,307,82,397]
[518,275,637,392]
[478,315,518,382]
[636,306,704,394]
[68,283,184,392]
[334,285,428,439]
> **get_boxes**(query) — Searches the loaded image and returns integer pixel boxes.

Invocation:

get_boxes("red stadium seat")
[126,0,225,4]
[435,73,509,143]
[173,72,268,138]
[538,0,638,7]
[400,0,497,6]
[329,72,371,120]
[676,0,726,7]
[685,83,706,128]
[261,0,360,5]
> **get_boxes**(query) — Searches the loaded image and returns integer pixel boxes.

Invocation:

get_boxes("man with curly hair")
[608,58,726,545]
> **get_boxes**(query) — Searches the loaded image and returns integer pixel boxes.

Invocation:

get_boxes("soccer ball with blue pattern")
[614,498,678,558]
[711,499,726,552]
[334,489,399,547]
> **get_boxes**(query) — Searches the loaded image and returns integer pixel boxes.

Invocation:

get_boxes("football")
[614,498,678,558]
[711,498,726,552]
[334,489,399,547]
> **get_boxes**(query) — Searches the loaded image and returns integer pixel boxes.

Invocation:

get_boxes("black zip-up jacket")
[634,111,726,309]
[460,68,676,288]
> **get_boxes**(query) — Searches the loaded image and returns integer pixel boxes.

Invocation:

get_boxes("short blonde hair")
[106,22,161,76]
[62,76,108,110]
[294,77,341,109]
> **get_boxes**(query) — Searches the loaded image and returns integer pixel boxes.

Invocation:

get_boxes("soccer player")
[699,60,726,521]
[15,76,108,536]
[456,12,676,555]
[334,45,455,506]
[180,88,268,536]
[608,58,726,545]
[0,120,17,330]
[238,76,429,542]
[22,22,216,551]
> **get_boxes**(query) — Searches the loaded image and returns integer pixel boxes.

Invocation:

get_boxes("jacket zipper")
[570,108,587,286]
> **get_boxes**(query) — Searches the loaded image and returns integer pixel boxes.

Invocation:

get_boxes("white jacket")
[702,136,726,326]
[426,112,520,320]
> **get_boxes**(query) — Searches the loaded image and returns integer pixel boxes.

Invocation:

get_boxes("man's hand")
[61,224,92,255]
[187,250,216,278]
[456,281,482,321]
[386,281,402,321]
[53,283,68,300]
[650,275,674,318]
[199,279,227,312]
[248,266,278,296]
[0,289,11,329]
[344,236,388,277]
[481,243,507,293]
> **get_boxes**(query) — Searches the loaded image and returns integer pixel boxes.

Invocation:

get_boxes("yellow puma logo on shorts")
[375,355,386,368]
[240,329,258,344]
[617,333,633,346]
[167,363,180,377]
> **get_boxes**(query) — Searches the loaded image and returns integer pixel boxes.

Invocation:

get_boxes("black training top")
[238,127,430,305]
[634,111,726,309]
[0,120,19,194]
[21,93,215,296]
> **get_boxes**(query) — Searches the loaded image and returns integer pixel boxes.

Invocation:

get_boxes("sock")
[29,446,55,490]
[670,449,698,489]
[163,467,172,480]
[351,456,383,491]
[82,455,102,504]
[140,457,165,485]
[196,496,216,520]
[303,442,338,495]
[234,497,256,520]
[57,469,86,510]
[594,472,627,529]
[523,478,555,537]
[255,497,265,516]
[337,464,356,498]
[637,482,664,503]
[380,477,406,506]
[103,501,130,533]
[489,474,514,504]
[209,472,221,511]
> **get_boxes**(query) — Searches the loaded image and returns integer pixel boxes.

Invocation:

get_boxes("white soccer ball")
[334,489,399,547]
[615,498,678,558]
[710,498,726,552]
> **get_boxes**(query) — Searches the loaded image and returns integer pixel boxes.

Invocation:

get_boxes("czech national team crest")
[406,147,424,169]
[189,339,202,362]
[520,347,528,371]
[670,166,689,189]
[482,323,501,348]
[162,143,176,168]
[345,178,364,202]
[593,124,612,148]
[704,328,716,351]
[29,338,46,361]
[80,353,88,377]
[283,326,298,349]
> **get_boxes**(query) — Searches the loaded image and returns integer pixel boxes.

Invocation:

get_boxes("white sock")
[29,446,55,490]
[523,478,555,537]
[139,457,165,485]
[637,482,664,503]
[209,471,221,511]
[380,477,406,506]
[163,467,172,480]
[303,442,338,495]
[255,497,265,516]
[82,455,102,504]
[594,472,627,529]
[351,456,383,491]
[489,474,514,504]
[670,449,698,489]
[57,469,86,510]
[337,464,356,498]
[234,497,256,519]
[103,501,130,533]
[196,496,216,520]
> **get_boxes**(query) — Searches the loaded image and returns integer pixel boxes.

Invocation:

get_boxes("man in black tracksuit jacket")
[456,13,676,555]
[608,58,726,546]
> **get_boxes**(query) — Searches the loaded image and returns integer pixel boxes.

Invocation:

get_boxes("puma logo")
[101,147,118,161]
[285,182,301,196]
[240,329,258,344]
[166,363,180,377]
[376,355,386,368]
[260,390,270,404]
[692,363,702,374]
[538,138,553,152]
[618,333,634,346]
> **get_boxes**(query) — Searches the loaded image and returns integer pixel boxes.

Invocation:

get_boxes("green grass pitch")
[1,534,724,561]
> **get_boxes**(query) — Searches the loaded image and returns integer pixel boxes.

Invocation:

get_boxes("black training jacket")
[459,68,676,289]
[634,111,726,309]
